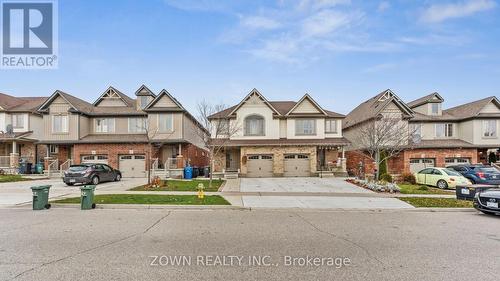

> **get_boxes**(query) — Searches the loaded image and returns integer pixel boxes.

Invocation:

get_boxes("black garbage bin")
[198,167,205,177]
[456,184,498,200]
[193,166,199,178]
[25,163,32,174]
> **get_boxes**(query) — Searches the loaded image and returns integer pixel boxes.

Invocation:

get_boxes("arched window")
[244,115,265,136]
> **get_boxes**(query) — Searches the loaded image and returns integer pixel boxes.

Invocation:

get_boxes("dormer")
[135,85,156,110]
[407,92,444,116]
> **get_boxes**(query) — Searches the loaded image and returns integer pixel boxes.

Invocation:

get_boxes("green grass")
[0,174,31,183]
[130,179,224,192]
[399,197,473,208]
[52,194,230,205]
[398,184,454,195]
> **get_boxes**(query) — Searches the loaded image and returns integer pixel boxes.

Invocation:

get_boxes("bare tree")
[353,115,416,180]
[194,100,241,188]
[132,117,174,185]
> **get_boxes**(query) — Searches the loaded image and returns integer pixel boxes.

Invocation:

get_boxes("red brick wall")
[346,151,376,176]
[73,143,151,170]
[347,148,478,175]
[181,144,209,167]
[402,148,478,173]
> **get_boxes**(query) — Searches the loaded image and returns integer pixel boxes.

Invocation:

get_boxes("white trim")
[285,94,328,116]
[51,114,69,133]
[228,88,281,117]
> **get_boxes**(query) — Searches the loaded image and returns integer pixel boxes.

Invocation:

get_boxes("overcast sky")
[1,0,499,114]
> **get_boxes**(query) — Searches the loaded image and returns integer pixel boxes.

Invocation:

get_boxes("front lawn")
[0,174,31,183]
[52,194,230,205]
[399,197,473,208]
[398,184,455,195]
[130,179,224,192]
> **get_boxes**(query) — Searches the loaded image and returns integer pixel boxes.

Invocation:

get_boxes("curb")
[49,203,250,210]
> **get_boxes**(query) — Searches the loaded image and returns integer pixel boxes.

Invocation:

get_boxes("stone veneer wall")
[240,146,317,177]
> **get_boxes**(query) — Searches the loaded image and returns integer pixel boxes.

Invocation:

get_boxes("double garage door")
[409,157,471,173]
[246,154,310,178]
[80,154,146,178]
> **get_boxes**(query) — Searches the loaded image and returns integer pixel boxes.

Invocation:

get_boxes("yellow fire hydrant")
[197,183,205,199]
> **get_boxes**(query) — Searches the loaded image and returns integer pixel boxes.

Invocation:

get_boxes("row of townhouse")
[208,89,500,178]
[1,87,499,178]
[343,90,500,176]
[0,85,209,177]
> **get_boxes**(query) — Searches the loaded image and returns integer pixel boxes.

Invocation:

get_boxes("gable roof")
[0,93,48,113]
[135,84,156,97]
[38,90,94,113]
[343,89,414,129]
[285,94,328,116]
[444,96,500,119]
[143,89,185,111]
[227,89,281,117]
[407,92,444,108]
[208,90,344,119]
[93,86,136,107]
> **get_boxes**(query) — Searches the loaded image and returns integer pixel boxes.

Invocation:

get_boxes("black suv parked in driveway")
[63,163,122,186]
[447,164,500,185]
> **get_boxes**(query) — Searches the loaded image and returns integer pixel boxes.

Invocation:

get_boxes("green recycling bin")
[80,185,96,210]
[30,185,51,210]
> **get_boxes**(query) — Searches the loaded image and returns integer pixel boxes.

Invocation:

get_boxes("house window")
[431,103,439,115]
[49,145,58,154]
[244,115,265,136]
[435,123,453,138]
[296,119,316,135]
[217,119,230,135]
[52,115,68,133]
[409,123,422,138]
[158,114,173,132]
[95,118,115,133]
[325,120,337,134]
[128,117,147,133]
[139,96,149,109]
[11,114,24,128]
[483,120,497,137]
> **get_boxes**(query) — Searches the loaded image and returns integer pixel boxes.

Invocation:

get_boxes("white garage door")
[119,155,146,178]
[409,158,435,173]
[445,158,470,166]
[284,154,310,177]
[81,155,108,164]
[247,155,273,178]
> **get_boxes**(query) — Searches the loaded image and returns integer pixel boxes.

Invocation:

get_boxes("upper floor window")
[435,123,453,138]
[409,123,422,138]
[139,96,149,109]
[483,120,497,138]
[11,114,24,129]
[215,119,229,136]
[128,117,147,133]
[52,115,68,133]
[431,103,439,115]
[325,119,337,134]
[158,114,173,132]
[296,119,316,135]
[95,118,115,133]
[244,115,265,136]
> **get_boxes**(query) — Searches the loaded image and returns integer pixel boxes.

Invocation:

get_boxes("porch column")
[178,143,182,156]
[44,144,51,170]
[176,143,185,169]
[340,146,346,172]
[9,141,19,169]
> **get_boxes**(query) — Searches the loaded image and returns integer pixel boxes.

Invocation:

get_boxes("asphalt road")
[1,208,499,281]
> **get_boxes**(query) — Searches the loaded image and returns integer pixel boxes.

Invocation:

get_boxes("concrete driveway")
[0,177,147,207]
[240,177,372,193]
[237,177,412,209]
